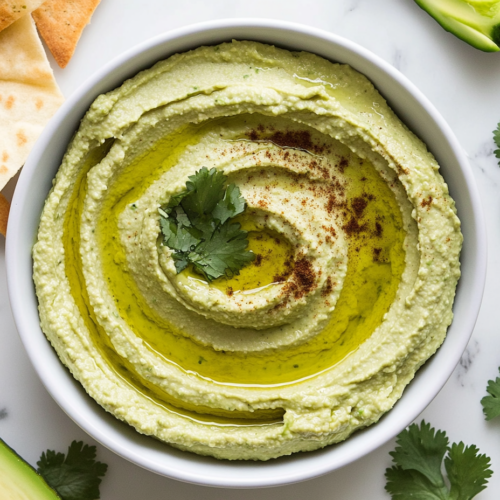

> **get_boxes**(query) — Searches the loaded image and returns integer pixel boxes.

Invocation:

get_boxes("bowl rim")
[6,17,487,488]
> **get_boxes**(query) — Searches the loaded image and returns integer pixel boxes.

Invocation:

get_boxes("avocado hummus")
[33,41,462,460]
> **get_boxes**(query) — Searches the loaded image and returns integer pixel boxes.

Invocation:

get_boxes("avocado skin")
[415,0,500,52]
[0,438,61,500]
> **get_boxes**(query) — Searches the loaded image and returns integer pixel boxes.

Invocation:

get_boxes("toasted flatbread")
[0,0,46,33]
[0,14,64,191]
[0,192,9,236]
[33,0,101,68]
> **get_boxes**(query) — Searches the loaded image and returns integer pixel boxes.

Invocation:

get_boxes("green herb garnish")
[494,122,500,165]
[159,167,254,282]
[481,367,500,420]
[385,421,492,499]
[37,441,108,500]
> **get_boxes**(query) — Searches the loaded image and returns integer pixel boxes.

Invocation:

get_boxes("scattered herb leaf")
[159,167,254,281]
[37,441,108,500]
[481,367,500,420]
[446,442,493,500]
[385,421,492,500]
[494,122,500,165]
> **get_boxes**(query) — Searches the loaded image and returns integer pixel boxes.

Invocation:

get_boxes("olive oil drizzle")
[199,222,295,294]
[65,117,406,392]
[62,139,284,426]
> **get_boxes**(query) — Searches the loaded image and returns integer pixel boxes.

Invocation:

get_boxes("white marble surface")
[2,0,500,498]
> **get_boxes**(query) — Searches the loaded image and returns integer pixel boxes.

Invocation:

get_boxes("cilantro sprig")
[481,367,500,420]
[494,122,500,165]
[385,421,492,500]
[159,167,254,282]
[37,441,108,500]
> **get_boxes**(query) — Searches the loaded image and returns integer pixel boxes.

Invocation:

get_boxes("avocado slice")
[415,0,500,52]
[0,438,60,499]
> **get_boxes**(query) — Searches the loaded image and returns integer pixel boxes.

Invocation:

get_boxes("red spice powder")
[321,276,333,297]
[351,197,368,218]
[421,195,433,209]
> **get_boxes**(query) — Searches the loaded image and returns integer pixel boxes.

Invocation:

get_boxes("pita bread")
[0,192,9,237]
[33,0,101,68]
[0,14,64,191]
[0,0,46,33]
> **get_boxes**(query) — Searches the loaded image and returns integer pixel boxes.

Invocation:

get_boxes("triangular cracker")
[0,14,64,191]
[0,0,46,33]
[0,192,9,237]
[33,0,101,68]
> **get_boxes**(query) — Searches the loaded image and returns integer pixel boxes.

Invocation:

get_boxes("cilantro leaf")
[445,442,492,500]
[494,122,500,164]
[385,466,448,500]
[385,421,492,500]
[37,441,108,500]
[172,252,190,274]
[160,217,199,253]
[189,221,255,281]
[212,183,246,224]
[181,167,226,220]
[172,205,191,228]
[389,420,448,488]
[159,168,254,281]
[165,191,187,210]
[481,368,500,420]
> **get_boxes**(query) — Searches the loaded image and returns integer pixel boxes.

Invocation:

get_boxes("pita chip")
[0,0,46,33]
[0,192,9,237]
[0,14,64,191]
[33,0,101,68]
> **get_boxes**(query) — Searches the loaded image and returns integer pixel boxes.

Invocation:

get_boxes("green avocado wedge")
[415,0,500,52]
[0,438,60,500]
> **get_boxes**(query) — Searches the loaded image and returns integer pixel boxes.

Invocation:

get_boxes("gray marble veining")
[345,0,361,14]
[457,339,480,387]
[391,48,404,72]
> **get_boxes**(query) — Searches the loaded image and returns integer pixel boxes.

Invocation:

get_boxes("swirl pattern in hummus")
[33,41,462,460]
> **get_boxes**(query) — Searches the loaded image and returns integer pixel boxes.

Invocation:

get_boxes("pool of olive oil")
[62,116,406,423]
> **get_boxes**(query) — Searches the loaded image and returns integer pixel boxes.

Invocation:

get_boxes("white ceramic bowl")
[6,19,486,488]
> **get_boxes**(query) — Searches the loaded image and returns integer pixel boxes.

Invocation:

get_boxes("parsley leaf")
[37,441,108,500]
[159,167,254,281]
[494,122,500,164]
[481,367,500,420]
[385,421,492,500]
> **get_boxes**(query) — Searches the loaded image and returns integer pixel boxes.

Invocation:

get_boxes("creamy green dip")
[33,41,462,460]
